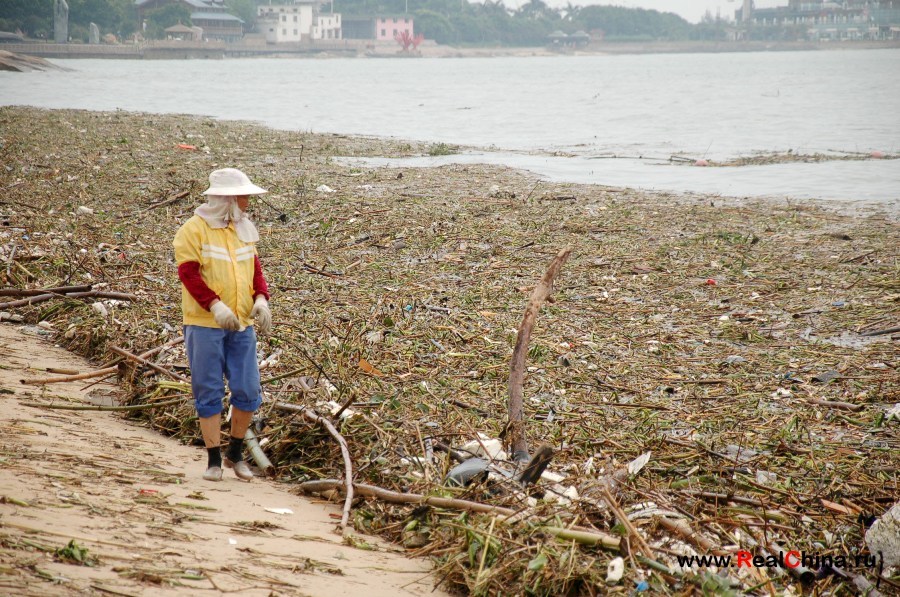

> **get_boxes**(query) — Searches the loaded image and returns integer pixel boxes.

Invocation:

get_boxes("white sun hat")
[202,168,267,196]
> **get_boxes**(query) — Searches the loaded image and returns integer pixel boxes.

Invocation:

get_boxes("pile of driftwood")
[3,106,897,595]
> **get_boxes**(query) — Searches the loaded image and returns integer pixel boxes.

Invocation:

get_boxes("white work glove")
[250,295,271,335]
[210,300,240,331]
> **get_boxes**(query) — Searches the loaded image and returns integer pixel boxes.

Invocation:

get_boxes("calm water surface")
[2,51,898,206]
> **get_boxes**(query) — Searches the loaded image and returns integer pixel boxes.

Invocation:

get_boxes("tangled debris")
[677,150,896,167]
[1,106,897,595]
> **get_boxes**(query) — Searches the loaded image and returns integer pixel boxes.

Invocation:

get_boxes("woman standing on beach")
[173,168,272,481]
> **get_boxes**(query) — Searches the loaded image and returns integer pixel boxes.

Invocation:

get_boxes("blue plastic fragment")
[635,580,649,592]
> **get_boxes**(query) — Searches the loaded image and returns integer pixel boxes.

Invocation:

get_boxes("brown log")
[807,398,864,412]
[0,289,137,309]
[65,291,138,301]
[21,337,184,386]
[0,284,92,297]
[298,478,620,551]
[860,325,900,337]
[19,396,186,412]
[508,247,572,461]
[0,293,56,309]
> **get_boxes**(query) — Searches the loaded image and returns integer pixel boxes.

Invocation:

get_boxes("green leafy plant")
[55,540,97,566]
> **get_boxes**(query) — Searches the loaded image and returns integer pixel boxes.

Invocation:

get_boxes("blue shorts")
[184,325,263,418]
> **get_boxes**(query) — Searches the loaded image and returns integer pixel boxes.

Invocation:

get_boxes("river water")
[2,51,898,207]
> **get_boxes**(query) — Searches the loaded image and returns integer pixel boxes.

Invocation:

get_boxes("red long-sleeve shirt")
[177,255,270,311]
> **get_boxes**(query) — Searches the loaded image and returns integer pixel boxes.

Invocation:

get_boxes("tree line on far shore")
[0,0,735,46]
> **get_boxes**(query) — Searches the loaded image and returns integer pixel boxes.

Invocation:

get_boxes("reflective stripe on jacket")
[173,215,258,328]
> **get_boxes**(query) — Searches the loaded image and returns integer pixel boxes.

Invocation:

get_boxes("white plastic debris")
[606,557,625,584]
[886,403,900,422]
[563,485,579,501]
[627,451,651,475]
[755,470,777,485]
[76,205,94,215]
[772,388,792,398]
[364,330,384,345]
[321,400,356,419]
[540,470,565,483]
[543,483,575,505]
[400,456,430,467]
[316,184,335,193]
[228,538,237,545]
[866,501,900,572]
[583,456,595,475]
[258,348,282,369]
[91,302,108,317]
[264,508,294,515]
[459,435,508,461]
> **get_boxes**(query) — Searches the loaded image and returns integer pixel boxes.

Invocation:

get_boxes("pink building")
[375,15,413,41]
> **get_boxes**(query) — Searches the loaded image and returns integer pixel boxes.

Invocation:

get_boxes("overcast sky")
[503,1,788,24]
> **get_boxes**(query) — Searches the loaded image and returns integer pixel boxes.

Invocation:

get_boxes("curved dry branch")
[21,337,184,386]
[298,479,620,551]
[508,247,572,461]
[275,402,354,534]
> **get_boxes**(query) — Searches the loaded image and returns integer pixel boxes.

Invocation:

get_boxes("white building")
[257,0,341,42]
[313,13,341,40]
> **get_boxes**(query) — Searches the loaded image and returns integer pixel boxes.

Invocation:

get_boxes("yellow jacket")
[173,216,258,328]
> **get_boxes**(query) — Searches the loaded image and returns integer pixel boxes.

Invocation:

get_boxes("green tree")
[574,5,690,41]
[145,3,192,39]
[0,0,51,36]
[226,0,258,31]
[412,9,455,44]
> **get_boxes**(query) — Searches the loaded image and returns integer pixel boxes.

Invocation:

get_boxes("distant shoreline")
[2,38,899,61]
[422,39,900,58]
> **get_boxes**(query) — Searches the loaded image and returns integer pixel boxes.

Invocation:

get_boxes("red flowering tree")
[394,30,424,52]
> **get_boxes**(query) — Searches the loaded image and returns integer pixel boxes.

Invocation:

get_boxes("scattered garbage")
[627,451,651,476]
[886,404,900,421]
[4,106,895,597]
[264,507,294,515]
[445,458,490,487]
[722,355,746,366]
[316,184,335,193]
[865,501,900,572]
[811,370,840,383]
[606,557,624,584]
[459,435,507,461]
